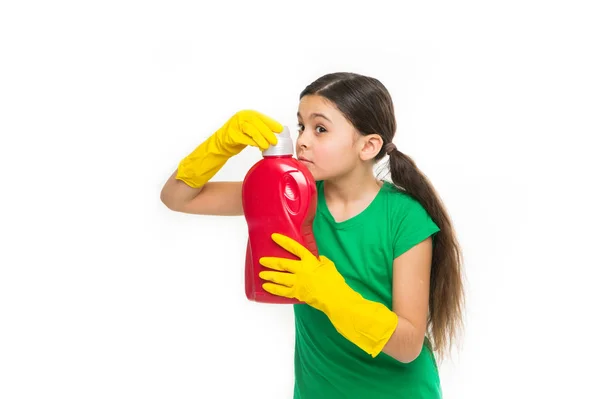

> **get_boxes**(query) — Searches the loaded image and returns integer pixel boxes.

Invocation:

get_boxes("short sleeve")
[393,197,440,258]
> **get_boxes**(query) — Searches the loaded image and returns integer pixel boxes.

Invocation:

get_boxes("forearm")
[324,292,423,362]
[381,315,424,363]
[160,169,205,209]
[322,291,399,359]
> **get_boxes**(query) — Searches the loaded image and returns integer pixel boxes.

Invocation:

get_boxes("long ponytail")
[387,148,465,359]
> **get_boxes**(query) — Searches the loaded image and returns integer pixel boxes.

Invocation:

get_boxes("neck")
[323,165,382,205]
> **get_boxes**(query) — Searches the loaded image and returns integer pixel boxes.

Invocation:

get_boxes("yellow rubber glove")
[175,110,283,188]
[259,233,399,358]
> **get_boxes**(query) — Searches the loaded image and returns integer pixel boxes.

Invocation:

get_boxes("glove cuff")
[175,134,236,188]
[325,289,399,358]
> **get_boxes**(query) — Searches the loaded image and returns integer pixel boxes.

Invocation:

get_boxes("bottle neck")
[263,154,293,158]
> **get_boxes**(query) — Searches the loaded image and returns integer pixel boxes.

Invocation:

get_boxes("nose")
[296,130,309,150]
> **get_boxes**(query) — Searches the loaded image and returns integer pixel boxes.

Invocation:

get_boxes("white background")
[1,1,599,398]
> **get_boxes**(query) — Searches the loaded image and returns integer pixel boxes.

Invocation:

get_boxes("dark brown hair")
[300,72,465,359]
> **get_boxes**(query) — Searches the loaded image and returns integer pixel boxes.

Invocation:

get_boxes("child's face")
[295,95,363,181]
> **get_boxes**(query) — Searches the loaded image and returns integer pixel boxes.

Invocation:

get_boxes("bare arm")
[160,170,243,216]
[381,237,433,363]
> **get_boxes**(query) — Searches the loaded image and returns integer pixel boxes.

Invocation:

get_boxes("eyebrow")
[297,112,332,123]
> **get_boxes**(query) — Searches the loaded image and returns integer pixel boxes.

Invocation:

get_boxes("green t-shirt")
[293,180,442,399]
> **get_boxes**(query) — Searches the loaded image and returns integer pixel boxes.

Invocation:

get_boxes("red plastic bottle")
[242,126,319,304]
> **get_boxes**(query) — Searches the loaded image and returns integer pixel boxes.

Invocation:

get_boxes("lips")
[298,156,312,163]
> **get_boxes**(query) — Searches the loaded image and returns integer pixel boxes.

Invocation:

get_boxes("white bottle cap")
[262,125,294,156]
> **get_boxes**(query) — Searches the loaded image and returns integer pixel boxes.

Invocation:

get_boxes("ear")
[358,133,383,161]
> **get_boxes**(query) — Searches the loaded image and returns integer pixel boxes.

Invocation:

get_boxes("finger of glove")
[259,271,296,287]
[271,233,314,261]
[241,121,270,150]
[259,256,300,273]
[247,115,279,146]
[231,132,262,148]
[253,111,284,135]
[262,282,294,299]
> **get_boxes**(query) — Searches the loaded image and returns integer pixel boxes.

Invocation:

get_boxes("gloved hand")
[176,110,283,188]
[259,233,399,358]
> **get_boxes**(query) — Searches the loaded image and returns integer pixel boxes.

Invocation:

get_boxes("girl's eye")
[296,124,327,134]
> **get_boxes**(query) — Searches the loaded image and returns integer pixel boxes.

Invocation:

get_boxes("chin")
[305,169,319,181]
[301,165,320,181]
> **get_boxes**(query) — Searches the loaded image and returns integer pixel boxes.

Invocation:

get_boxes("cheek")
[321,142,352,159]
[314,146,353,172]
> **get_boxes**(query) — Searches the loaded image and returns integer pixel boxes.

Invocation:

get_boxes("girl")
[160,72,464,398]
